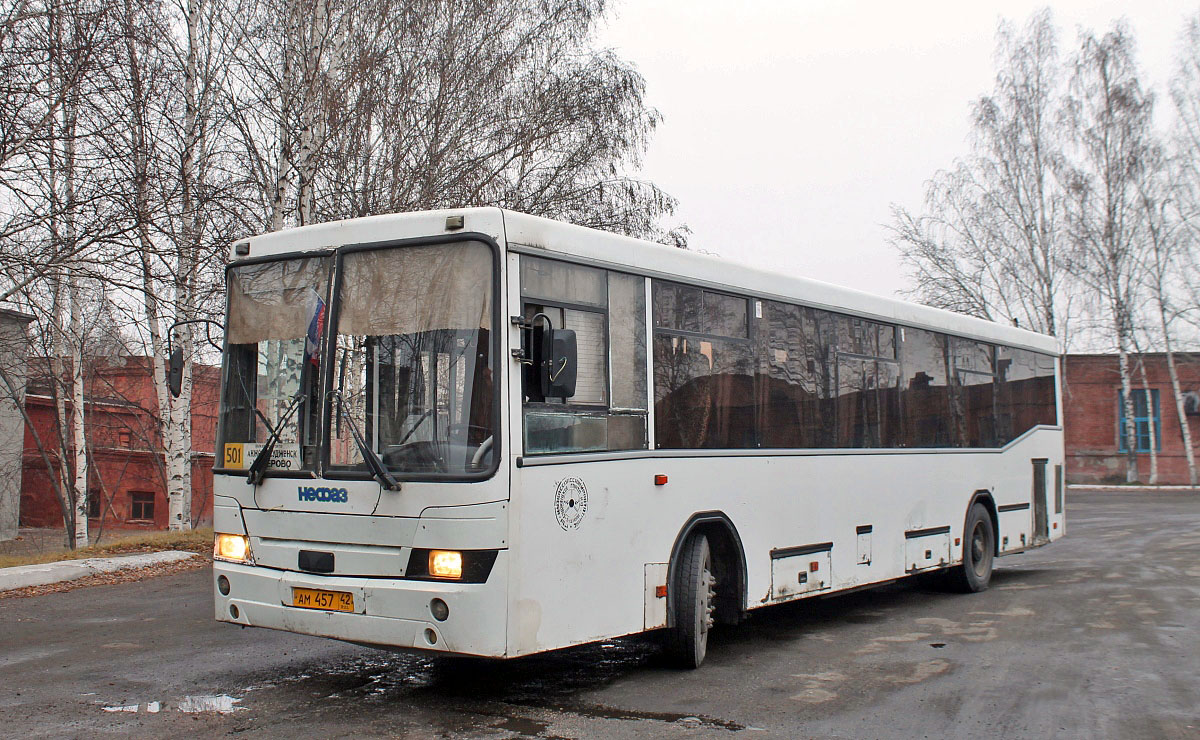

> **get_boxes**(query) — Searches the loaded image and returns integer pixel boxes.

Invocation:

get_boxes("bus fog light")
[424,628,438,645]
[215,533,251,563]
[429,550,462,579]
[430,598,449,621]
[229,604,240,619]
[217,575,231,595]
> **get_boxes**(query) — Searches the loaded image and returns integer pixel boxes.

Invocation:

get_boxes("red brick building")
[19,356,219,532]
[1064,353,1200,485]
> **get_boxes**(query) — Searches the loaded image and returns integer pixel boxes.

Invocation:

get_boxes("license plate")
[292,587,355,612]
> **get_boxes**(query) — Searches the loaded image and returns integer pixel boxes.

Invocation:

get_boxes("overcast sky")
[598,1,1195,299]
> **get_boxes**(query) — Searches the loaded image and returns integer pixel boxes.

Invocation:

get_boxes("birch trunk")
[295,0,329,226]
[166,331,193,530]
[59,5,87,547]
[1160,322,1197,485]
[123,0,173,497]
[168,0,202,531]
[45,4,74,547]
[70,277,88,547]
[50,283,73,545]
[1116,337,1139,483]
[272,0,299,231]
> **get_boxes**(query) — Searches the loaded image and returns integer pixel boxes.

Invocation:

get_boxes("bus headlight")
[214,533,252,563]
[429,550,463,579]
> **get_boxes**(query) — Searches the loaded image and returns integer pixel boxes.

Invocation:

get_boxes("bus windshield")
[329,241,495,477]
[219,255,331,472]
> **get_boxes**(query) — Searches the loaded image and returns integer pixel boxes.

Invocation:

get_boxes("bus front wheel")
[666,533,716,669]
[948,503,995,593]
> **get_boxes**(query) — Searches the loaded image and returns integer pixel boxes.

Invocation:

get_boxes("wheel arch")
[666,511,747,628]
[966,489,1000,556]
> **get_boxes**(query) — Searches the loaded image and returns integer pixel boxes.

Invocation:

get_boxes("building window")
[1118,389,1161,453]
[130,491,155,521]
[118,430,131,447]
[87,491,101,519]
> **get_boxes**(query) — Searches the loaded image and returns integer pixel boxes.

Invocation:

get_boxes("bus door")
[1032,458,1049,543]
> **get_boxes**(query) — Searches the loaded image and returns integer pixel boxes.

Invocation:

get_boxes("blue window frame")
[1118,389,1161,453]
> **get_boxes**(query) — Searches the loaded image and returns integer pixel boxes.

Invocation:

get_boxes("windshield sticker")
[223,443,300,470]
[554,477,588,531]
[298,486,349,503]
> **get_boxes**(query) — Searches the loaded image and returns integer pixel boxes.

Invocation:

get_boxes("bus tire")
[948,503,995,593]
[666,533,715,669]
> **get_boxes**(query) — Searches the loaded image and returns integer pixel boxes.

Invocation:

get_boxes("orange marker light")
[655,585,668,598]
[654,474,668,486]
[809,561,819,572]
[954,538,961,546]
[429,550,463,579]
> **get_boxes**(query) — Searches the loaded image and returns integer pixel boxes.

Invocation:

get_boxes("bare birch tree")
[1136,156,1197,484]
[891,10,1072,339]
[1061,24,1155,483]
[229,0,683,242]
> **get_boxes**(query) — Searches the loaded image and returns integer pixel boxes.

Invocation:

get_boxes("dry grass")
[0,528,213,569]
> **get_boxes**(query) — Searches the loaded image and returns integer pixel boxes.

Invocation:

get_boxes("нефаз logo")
[298,486,349,503]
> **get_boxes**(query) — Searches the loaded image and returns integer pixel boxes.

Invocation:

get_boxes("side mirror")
[168,346,184,398]
[540,328,576,399]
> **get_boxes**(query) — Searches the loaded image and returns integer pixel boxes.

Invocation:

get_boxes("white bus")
[211,208,1063,668]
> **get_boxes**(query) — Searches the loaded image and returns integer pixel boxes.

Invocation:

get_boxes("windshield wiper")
[246,393,306,486]
[330,391,400,491]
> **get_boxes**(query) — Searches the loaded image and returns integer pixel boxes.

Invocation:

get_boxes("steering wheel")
[470,436,494,469]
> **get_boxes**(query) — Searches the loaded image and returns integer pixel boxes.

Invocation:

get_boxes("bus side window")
[898,328,952,447]
[652,281,755,449]
[832,315,901,449]
[608,273,647,412]
[995,346,1058,441]
[757,301,835,449]
[950,338,998,447]
[519,256,649,454]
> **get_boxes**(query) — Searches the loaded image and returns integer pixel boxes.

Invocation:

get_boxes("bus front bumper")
[213,558,508,657]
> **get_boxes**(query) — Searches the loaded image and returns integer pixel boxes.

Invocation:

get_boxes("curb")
[1068,484,1200,492]
[0,551,201,592]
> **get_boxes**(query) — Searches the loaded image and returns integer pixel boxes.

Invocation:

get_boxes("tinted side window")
[833,315,900,448]
[834,356,901,448]
[654,282,748,338]
[996,347,1058,440]
[899,328,952,447]
[758,301,835,448]
[950,338,997,447]
[653,281,755,449]
[836,316,896,359]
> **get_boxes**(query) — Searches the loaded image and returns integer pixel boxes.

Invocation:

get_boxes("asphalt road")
[2,490,1198,739]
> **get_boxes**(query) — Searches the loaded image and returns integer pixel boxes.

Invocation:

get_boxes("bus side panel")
[504,428,1062,657]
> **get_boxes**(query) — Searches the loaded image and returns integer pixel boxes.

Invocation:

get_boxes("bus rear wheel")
[948,503,995,593]
[666,533,716,669]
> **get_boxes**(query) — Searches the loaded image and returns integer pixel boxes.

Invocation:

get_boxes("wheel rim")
[970,522,990,578]
[700,551,714,635]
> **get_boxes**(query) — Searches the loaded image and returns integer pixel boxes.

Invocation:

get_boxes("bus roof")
[235,207,1059,356]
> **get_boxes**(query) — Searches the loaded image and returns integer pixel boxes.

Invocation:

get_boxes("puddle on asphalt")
[102,696,240,714]
[225,637,743,732]
[177,695,243,713]
[250,636,660,706]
